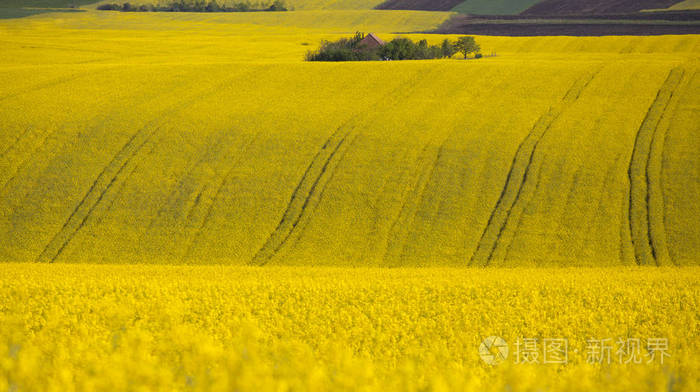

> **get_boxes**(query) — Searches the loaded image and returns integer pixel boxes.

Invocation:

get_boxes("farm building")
[358,33,385,48]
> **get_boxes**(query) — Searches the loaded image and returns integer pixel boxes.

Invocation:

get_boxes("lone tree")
[441,38,456,58]
[454,36,480,59]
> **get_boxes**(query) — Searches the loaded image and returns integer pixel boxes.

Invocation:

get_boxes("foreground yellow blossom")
[1,264,698,391]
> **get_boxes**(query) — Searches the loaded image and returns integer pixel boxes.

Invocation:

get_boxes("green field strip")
[451,0,542,15]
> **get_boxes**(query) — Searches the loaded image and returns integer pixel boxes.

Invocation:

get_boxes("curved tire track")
[250,70,438,265]
[250,125,356,265]
[470,70,599,266]
[382,138,451,266]
[35,73,254,263]
[0,71,98,103]
[181,135,258,262]
[35,124,160,263]
[627,67,685,266]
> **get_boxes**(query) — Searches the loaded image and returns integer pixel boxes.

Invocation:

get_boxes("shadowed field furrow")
[0,67,110,104]
[251,70,440,265]
[250,125,356,265]
[470,70,599,266]
[35,124,160,263]
[646,71,692,267]
[35,73,255,263]
[182,136,259,262]
[628,67,685,266]
[0,127,52,194]
[382,143,444,266]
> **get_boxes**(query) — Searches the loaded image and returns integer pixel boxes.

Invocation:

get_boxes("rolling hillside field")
[667,0,700,10]
[0,5,699,391]
[0,12,698,265]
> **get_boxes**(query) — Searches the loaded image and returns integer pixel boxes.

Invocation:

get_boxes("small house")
[358,33,385,49]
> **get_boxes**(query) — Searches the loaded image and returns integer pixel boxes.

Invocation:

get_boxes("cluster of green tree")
[305,33,481,62]
[97,0,287,12]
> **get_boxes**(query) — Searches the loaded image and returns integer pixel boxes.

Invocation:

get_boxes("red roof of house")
[359,33,385,48]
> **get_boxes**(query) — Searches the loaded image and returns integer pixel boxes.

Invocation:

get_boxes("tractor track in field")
[502,157,548,263]
[75,139,156,233]
[0,69,212,218]
[378,72,486,266]
[584,152,623,260]
[35,73,253,263]
[627,67,685,266]
[0,128,53,195]
[35,125,160,263]
[251,70,438,265]
[29,87,208,243]
[144,131,234,233]
[181,134,258,262]
[0,127,32,159]
[382,138,450,266]
[250,125,357,265]
[470,69,599,266]
[0,67,111,103]
[284,133,362,258]
[382,143,434,265]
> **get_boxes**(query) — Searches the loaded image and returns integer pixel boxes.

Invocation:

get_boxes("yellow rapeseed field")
[1,264,699,391]
[0,10,697,265]
[0,7,699,391]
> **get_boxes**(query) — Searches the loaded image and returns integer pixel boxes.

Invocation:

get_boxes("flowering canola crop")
[0,8,699,391]
[1,265,698,391]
